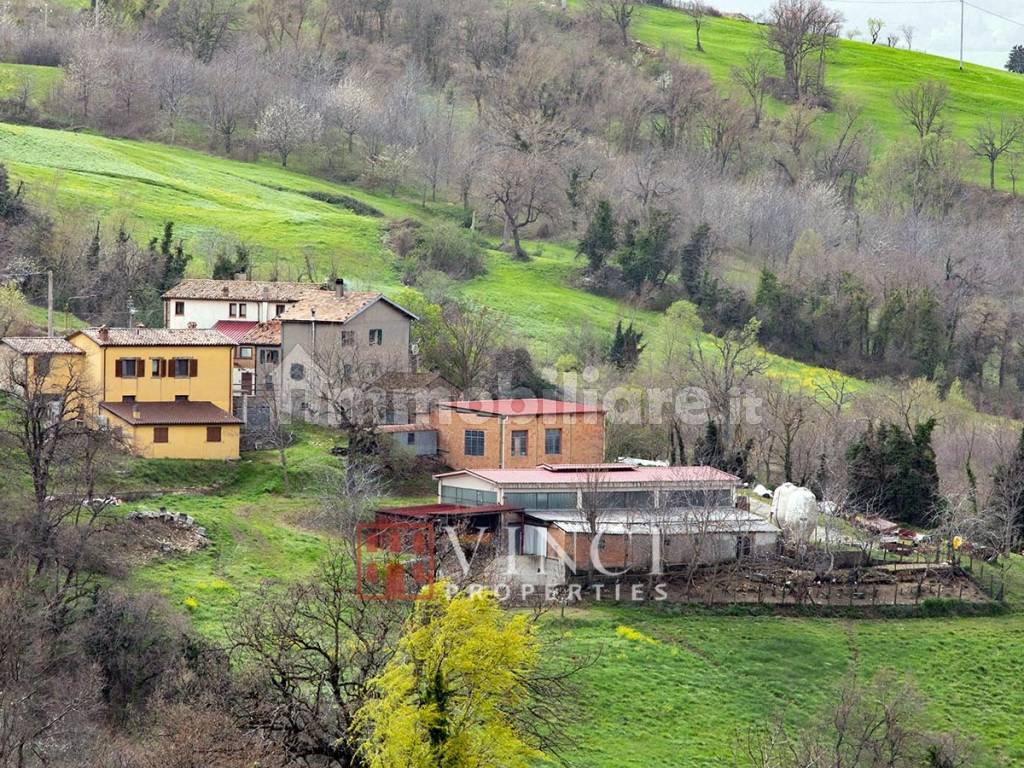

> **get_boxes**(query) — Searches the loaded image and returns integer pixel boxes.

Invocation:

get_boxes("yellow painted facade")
[105,414,241,460]
[62,331,240,460]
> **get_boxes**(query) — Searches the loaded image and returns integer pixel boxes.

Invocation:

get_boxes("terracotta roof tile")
[437,398,604,416]
[239,320,282,346]
[100,401,242,425]
[2,336,84,355]
[162,279,326,302]
[278,292,383,323]
[76,328,234,347]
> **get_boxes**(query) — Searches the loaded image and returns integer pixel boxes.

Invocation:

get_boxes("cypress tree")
[1006,45,1024,74]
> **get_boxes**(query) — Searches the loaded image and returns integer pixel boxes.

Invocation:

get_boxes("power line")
[964,1,1024,29]
[827,0,956,4]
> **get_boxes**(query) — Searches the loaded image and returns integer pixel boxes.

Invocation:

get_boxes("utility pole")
[954,0,962,72]
[46,270,53,338]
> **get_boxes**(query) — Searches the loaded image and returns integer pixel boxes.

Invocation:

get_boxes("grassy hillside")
[115,430,1024,767]
[624,3,1024,189]
[0,121,865,394]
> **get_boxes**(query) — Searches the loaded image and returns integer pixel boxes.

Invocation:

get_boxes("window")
[174,301,185,316]
[406,432,417,445]
[172,358,196,378]
[121,395,135,403]
[153,427,168,443]
[206,426,222,442]
[237,346,253,359]
[511,430,528,457]
[582,491,654,510]
[175,395,189,402]
[34,356,50,377]
[229,303,238,317]
[440,486,498,505]
[505,492,577,511]
[275,304,286,317]
[545,428,562,455]
[151,358,165,377]
[368,328,383,345]
[341,330,355,346]
[238,303,247,318]
[116,358,142,378]
[290,363,305,381]
[663,489,733,508]
[464,429,485,456]
[259,349,280,364]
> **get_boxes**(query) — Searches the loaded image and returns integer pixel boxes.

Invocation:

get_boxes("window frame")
[341,330,355,347]
[368,328,383,346]
[464,429,485,457]
[174,301,185,316]
[206,426,222,443]
[544,428,562,455]
[510,429,529,457]
[238,303,247,318]
[237,345,254,360]
[153,426,169,444]
[229,303,238,317]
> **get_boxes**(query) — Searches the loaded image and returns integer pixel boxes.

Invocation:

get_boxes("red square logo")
[356,522,436,600]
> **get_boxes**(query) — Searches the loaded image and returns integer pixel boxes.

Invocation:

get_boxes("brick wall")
[430,408,605,469]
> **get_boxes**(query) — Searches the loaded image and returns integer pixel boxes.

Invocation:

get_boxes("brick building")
[429,398,605,469]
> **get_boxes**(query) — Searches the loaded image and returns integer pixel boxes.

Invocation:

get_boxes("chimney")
[131,404,141,420]
[97,325,109,342]
[134,323,145,335]
[334,278,345,298]
[221,285,229,296]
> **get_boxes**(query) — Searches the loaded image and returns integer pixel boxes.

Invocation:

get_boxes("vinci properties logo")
[356,522,436,600]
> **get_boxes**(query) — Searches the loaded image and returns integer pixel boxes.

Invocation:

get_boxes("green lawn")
[624,3,1024,190]
[0,121,862,393]
[0,63,61,106]
[544,602,1024,767]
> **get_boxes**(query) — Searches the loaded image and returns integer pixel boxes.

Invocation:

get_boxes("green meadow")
[623,3,1024,189]
[0,121,862,394]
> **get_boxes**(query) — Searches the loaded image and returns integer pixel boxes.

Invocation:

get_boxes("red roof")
[437,398,604,416]
[435,464,739,486]
[212,320,258,343]
[376,503,522,519]
[377,423,437,433]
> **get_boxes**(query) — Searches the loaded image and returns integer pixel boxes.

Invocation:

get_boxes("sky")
[719,0,1024,69]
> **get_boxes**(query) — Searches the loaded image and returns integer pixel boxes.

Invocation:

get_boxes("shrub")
[403,221,486,282]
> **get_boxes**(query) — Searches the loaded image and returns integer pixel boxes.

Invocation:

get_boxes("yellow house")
[0,337,86,396]
[59,326,242,460]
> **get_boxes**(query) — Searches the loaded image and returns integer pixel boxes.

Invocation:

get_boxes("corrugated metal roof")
[437,398,604,416]
[212,320,258,343]
[100,401,242,425]
[76,328,234,347]
[1,336,84,355]
[525,509,779,535]
[435,465,740,486]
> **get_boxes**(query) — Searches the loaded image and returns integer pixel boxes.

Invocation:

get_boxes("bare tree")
[867,17,883,44]
[255,95,324,167]
[899,24,914,49]
[763,0,843,101]
[162,0,244,64]
[589,0,634,47]
[684,1,710,52]
[480,147,562,259]
[731,49,772,128]
[893,80,949,136]
[886,33,900,48]
[968,115,1023,190]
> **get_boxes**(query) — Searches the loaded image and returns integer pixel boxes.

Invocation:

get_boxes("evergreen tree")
[1006,44,1024,74]
[157,222,190,291]
[693,420,724,468]
[616,210,674,291]
[990,427,1024,548]
[0,163,23,219]
[578,199,616,273]
[85,222,101,272]
[679,223,711,297]
[212,244,251,280]
[607,320,646,370]
[845,419,940,526]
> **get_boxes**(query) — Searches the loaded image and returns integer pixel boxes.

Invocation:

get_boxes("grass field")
[114,429,1024,767]
[623,3,1024,190]
[0,62,61,106]
[0,121,866,394]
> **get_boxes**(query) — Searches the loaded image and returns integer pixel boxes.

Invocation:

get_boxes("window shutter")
[189,358,198,377]
[160,359,167,377]
[137,358,145,377]
[114,359,122,377]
